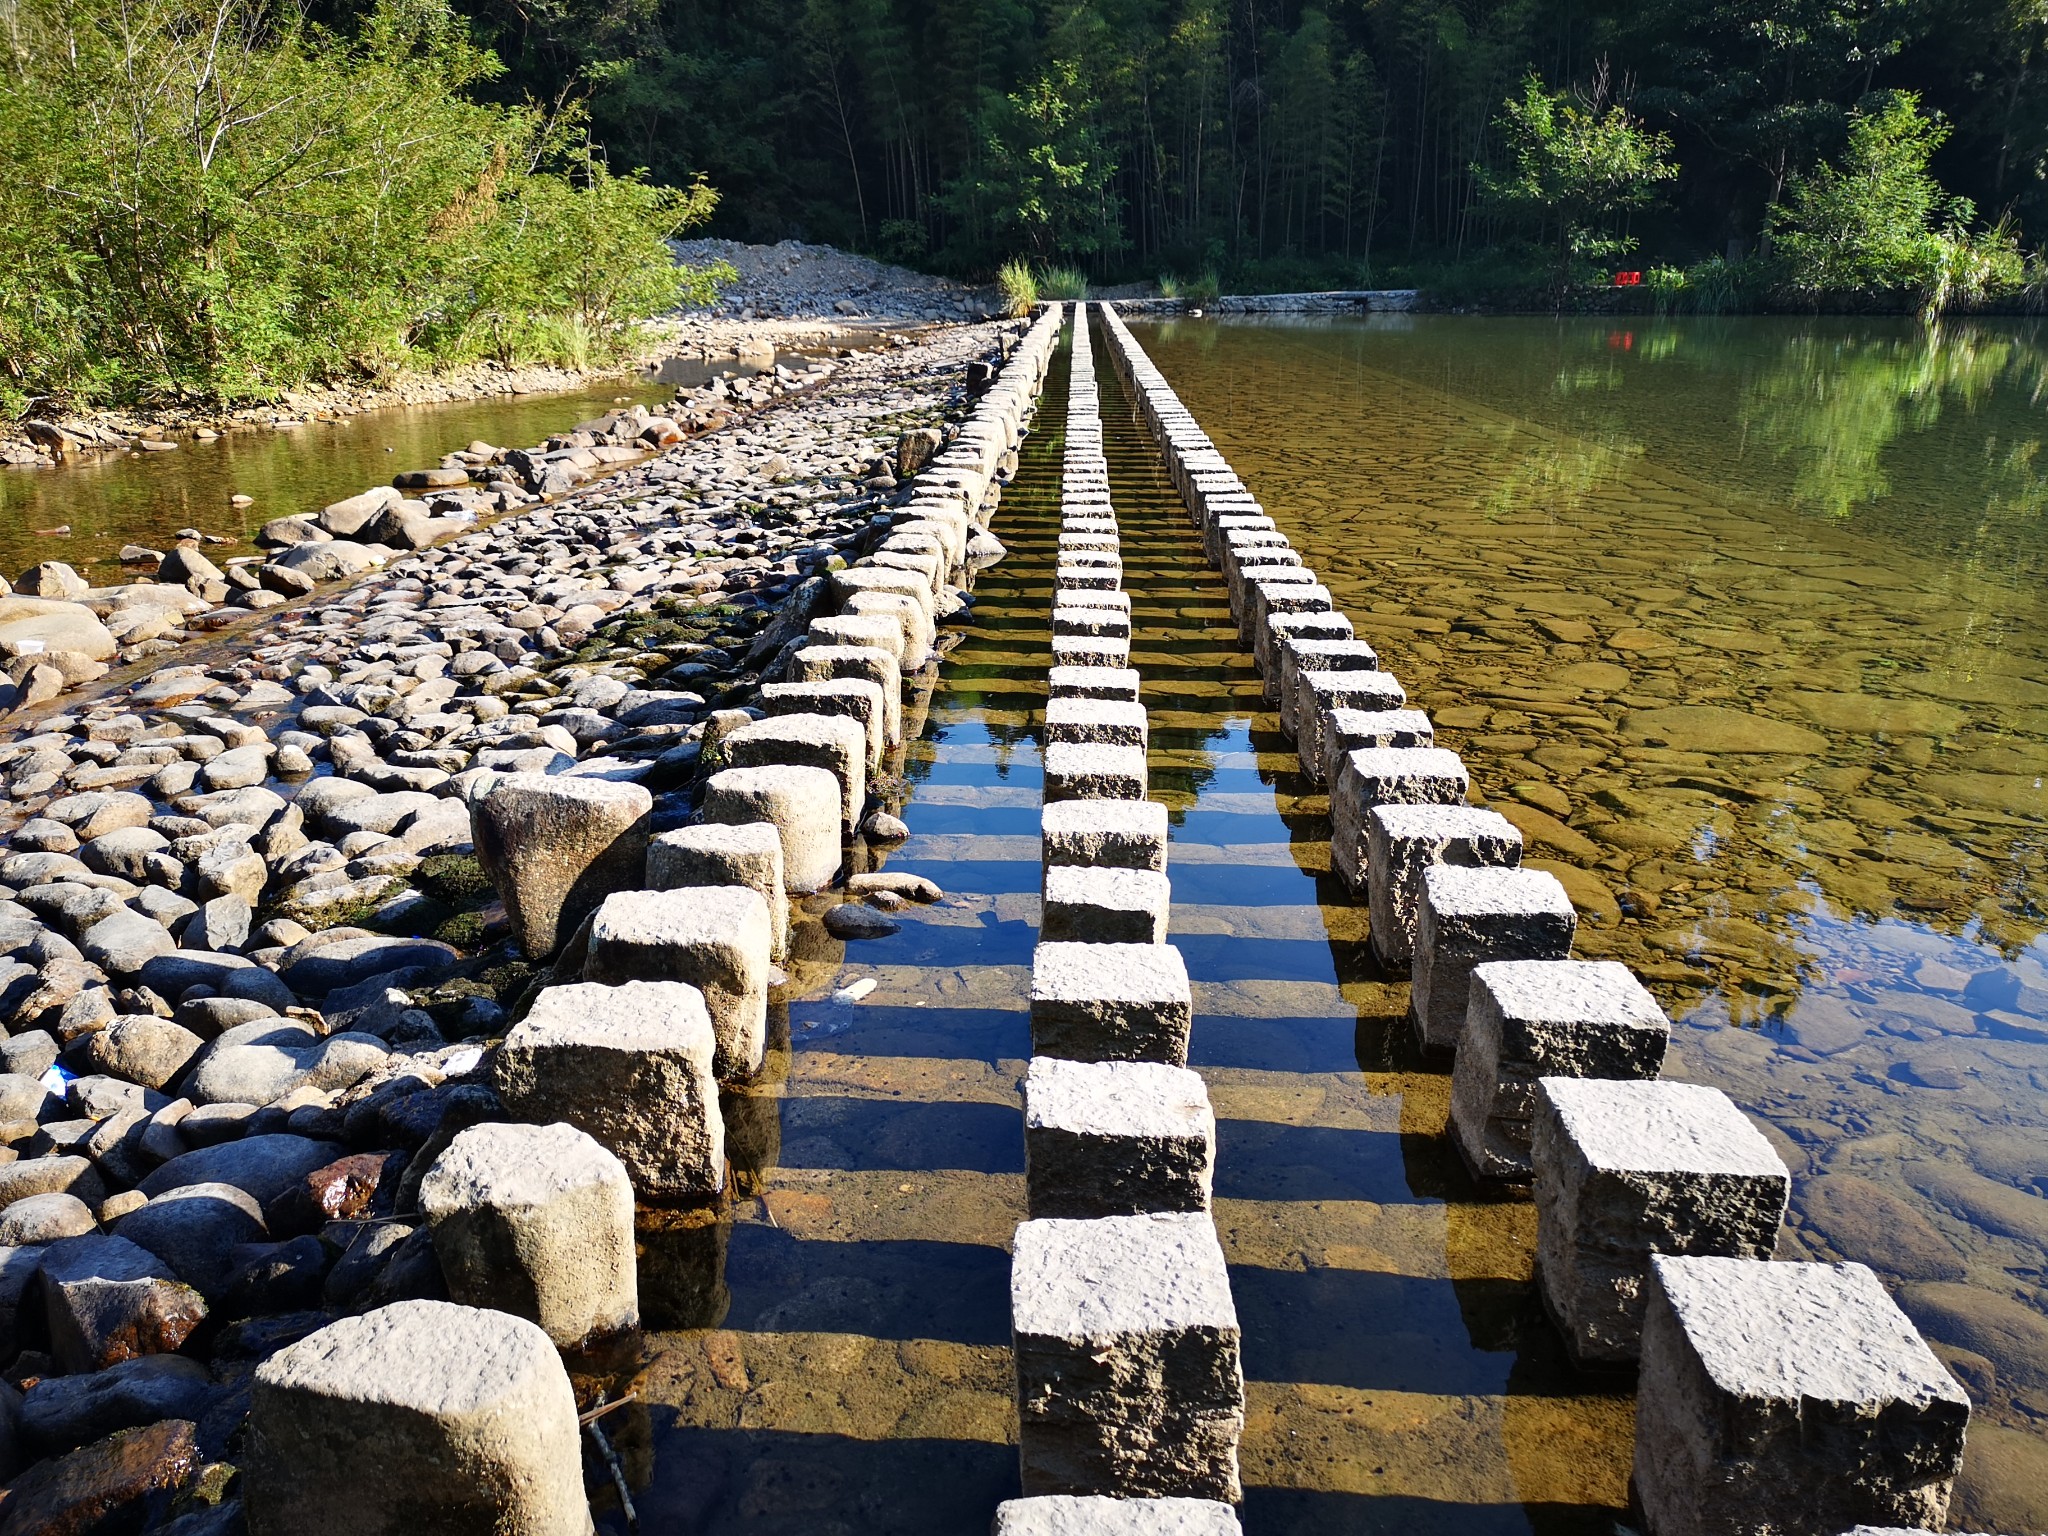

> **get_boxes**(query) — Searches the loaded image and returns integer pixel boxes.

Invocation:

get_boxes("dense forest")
[5,0,2046,409]
[435,0,2048,296]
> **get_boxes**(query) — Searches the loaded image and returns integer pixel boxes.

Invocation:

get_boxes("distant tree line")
[418,0,2046,303]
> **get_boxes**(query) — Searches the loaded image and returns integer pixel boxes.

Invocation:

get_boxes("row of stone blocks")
[1091,305,1975,1536]
[1001,307,1246,1534]
[228,309,1074,1536]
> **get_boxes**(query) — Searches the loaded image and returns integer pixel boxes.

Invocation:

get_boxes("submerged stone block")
[1045,697,1149,751]
[245,1300,593,1536]
[1044,743,1147,802]
[1030,942,1192,1064]
[1412,865,1575,1053]
[1358,804,1522,958]
[1533,1078,1787,1364]
[1041,798,1169,875]
[493,979,724,1198]
[1048,666,1141,703]
[697,764,842,894]
[1634,1257,1967,1536]
[1042,865,1171,945]
[648,821,789,963]
[583,887,773,1080]
[1012,1212,1243,1501]
[1450,959,1668,1181]
[1025,1057,1214,1218]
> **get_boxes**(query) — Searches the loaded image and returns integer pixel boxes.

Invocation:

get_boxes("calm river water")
[1127,313,2048,1530]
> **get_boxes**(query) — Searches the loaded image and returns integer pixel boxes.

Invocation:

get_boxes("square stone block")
[1030,942,1192,1064]
[1276,638,1381,739]
[1052,635,1131,670]
[842,588,934,671]
[1058,589,1132,614]
[1449,960,1668,1181]
[1259,612,1354,698]
[1012,1212,1243,1501]
[1533,1078,1787,1364]
[723,713,867,831]
[647,821,789,962]
[1048,666,1142,703]
[1042,865,1171,945]
[809,613,905,665]
[1052,606,1132,641]
[1330,748,1472,897]
[1041,797,1169,877]
[760,678,886,770]
[1025,1057,1214,1218]
[583,886,772,1080]
[993,1496,1241,1535]
[1243,579,1329,648]
[1045,743,1147,802]
[1634,1257,1968,1536]
[785,642,903,745]
[1057,563,1120,592]
[1064,516,1119,535]
[1059,532,1119,554]
[494,980,724,1198]
[1312,707,1433,786]
[1045,698,1149,751]
[698,764,842,895]
[1062,548,1122,570]
[1412,865,1575,1053]
[1357,804,1522,956]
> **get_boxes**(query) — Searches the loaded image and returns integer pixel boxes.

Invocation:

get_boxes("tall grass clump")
[997,258,1040,316]
[1156,274,1182,299]
[1187,267,1223,306]
[1038,265,1090,300]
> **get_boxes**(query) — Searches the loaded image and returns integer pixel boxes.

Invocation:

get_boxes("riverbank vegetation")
[0,0,730,412]
[445,0,2048,315]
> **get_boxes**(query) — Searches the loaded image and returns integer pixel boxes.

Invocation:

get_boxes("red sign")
[1613,271,1642,286]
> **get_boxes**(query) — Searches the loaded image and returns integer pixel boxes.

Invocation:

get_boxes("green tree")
[1478,68,1679,296]
[1769,91,2021,311]
[942,59,1121,265]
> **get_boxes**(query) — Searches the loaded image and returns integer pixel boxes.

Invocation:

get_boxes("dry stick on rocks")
[585,1389,640,1531]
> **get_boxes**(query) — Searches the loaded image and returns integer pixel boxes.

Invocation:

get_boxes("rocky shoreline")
[0,313,1039,1532]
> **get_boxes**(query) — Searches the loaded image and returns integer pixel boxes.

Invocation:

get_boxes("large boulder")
[274,929,457,998]
[315,485,402,538]
[469,774,651,960]
[0,597,117,663]
[137,1133,348,1206]
[181,1020,387,1107]
[243,1301,594,1536]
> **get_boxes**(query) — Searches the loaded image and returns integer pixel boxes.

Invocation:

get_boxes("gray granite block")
[1449,959,1668,1181]
[1412,865,1575,1053]
[1634,1257,1968,1536]
[647,821,789,963]
[1030,942,1192,1064]
[1046,698,1150,751]
[1042,865,1171,945]
[1012,1212,1243,1501]
[1048,666,1142,703]
[1276,637,1381,739]
[1045,743,1148,802]
[583,886,773,1080]
[1359,804,1522,957]
[1025,1057,1215,1218]
[992,1495,1242,1534]
[1533,1078,1787,1364]
[1330,748,1472,898]
[1258,611,1355,699]
[1310,703,1429,785]
[1042,798,1169,875]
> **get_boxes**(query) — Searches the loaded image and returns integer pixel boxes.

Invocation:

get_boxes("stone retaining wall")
[1106,291,1421,317]
[1093,303,1976,1536]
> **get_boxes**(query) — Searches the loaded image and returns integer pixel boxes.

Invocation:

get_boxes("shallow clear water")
[0,372,708,579]
[599,320,1634,1536]
[1128,313,2048,1529]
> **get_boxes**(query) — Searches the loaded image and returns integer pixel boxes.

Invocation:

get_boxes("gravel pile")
[674,239,997,323]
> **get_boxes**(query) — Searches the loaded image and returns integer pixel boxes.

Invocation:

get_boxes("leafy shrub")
[0,0,729,408]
